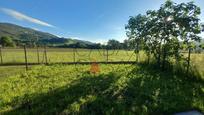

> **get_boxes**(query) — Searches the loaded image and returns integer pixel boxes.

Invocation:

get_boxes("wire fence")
[0,46,144,68]
[0,46,203,76]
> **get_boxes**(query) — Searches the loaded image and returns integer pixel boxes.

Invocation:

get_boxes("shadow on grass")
[3,64,204,115]
[123,64,204,114]
[3,72,122,115]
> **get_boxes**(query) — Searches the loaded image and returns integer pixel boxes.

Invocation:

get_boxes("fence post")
[136,42,139,63]
[37,45,40,64]
[0,46,3,64]
[44,45,48,64]
[24,45,28,70]
[187,48,191,74]
[73,48,76,63]
[147,51,150,64]
[106,48,108,62]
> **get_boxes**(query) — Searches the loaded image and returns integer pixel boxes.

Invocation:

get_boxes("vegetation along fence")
[0,46,142,67]
[0,46,203,76]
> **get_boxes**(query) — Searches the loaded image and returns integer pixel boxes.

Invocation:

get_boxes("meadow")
[0,48,203,76]
[0,64,203,114]
[0,66,26,78]
[0,48,204,114]
[0,48,141,63]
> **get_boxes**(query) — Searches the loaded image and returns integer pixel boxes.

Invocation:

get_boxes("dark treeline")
[0,36,135,49]
[45,39,135,49]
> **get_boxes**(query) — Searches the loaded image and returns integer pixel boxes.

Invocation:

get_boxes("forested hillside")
[0,22,94,47]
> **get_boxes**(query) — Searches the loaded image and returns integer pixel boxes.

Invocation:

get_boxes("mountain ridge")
[0,22,94,47]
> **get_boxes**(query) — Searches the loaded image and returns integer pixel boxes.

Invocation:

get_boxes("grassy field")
[0,48,203,76]
[189,53,204,76]
[0,48,203,114]
[0,66,25,78]
[0,48,143,63]
[0,64,203,114]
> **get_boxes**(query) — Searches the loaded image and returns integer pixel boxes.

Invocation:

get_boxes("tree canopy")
[126,0,203,69]
[0,36,15,47]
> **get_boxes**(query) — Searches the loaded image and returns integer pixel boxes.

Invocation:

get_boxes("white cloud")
[1,8,55,28]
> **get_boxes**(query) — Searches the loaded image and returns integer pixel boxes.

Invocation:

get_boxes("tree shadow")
[172,61,204,84]
[121,64,204,114]
[3,72,121,115]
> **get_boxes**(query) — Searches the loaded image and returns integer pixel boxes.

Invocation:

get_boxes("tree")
[126,14,147,62]
[126,0,203,70]
[199,43,204,49]
[122,39,128,49]
[0,36,15,47]
[107,39,121,49]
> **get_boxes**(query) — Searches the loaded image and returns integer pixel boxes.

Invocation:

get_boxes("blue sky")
[0,0,204,43]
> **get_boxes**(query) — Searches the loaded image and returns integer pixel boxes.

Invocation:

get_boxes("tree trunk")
[162,48,166,70]
[175,45,180,73]
[136,42,139,63]
[162,40,167,70]
[187,48,191,74]
[157,41,162,67]
[147,50,150,64]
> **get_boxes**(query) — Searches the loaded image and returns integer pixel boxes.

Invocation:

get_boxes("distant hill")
[0,22,95,48]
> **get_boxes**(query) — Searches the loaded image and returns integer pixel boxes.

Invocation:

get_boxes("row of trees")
[49,39,134,49]
[105,39,134,49]
[0,36,135,49]
[126,0,204,70]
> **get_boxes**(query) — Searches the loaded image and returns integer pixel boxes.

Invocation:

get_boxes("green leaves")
[0,36,15,47]
[126,0,203,69]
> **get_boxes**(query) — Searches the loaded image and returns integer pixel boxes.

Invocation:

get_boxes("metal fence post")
[187,48,191,74]
[73,48,76,63]
[0,46,3,64]
[106,48,108,62]
[37,45,40,64]
[44,45,48,64]
[24,45,28,70]
[136,42,139,63]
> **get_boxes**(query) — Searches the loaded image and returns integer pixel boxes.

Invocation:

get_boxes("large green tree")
[0,36,15,47]
[126,0,203,70]
[125,14,147,62]
[107,39,121,49]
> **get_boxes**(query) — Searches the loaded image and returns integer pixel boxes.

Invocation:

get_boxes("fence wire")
[0,47,138,65]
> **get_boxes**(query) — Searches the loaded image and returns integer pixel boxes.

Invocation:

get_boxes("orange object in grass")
[90,61,100,74]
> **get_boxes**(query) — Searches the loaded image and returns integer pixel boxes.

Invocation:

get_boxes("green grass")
[0,64,203,114]
[0,48,142,63]
[0,66,26,78]
[190,53,204,76]
[1,48,203,75]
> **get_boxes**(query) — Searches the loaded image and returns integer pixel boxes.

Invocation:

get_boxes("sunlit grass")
[1,48,138,63]
[0,66,26,78]
[0,48,203,77]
